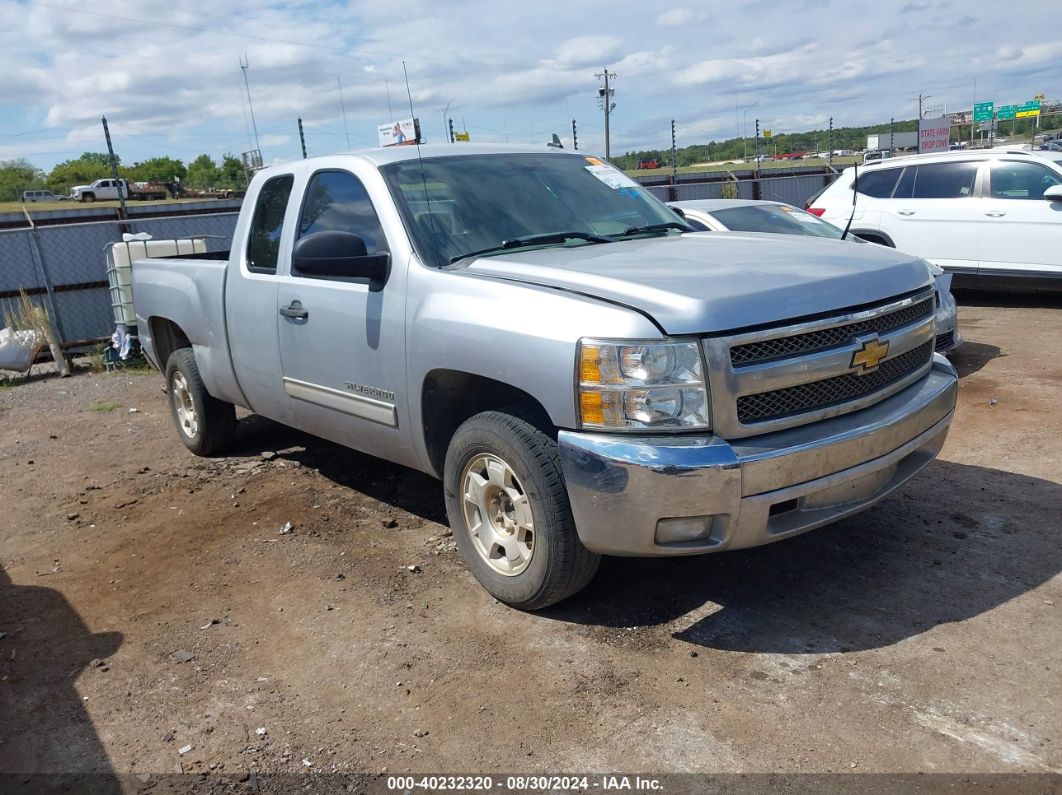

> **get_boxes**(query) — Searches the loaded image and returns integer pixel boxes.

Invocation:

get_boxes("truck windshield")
[379,153,690,267]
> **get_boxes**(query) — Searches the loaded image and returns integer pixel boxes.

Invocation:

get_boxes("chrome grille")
[935,332,954,352]
[736,341,933,425]
[730,296,934,366]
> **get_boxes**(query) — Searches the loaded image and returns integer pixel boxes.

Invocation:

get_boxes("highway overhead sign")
[973,102,994,123]
[1016,101,1041,119]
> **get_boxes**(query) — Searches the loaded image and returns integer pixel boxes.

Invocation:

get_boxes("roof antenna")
[403,61,437,247]
[840,158,858,241]
[547,133,563,149]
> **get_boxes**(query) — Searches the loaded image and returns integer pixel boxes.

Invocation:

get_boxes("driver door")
[275,168,411,462]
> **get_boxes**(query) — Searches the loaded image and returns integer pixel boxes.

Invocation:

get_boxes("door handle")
[279,301,308,320]
[985,211,1006,217]
[897,210,915,216]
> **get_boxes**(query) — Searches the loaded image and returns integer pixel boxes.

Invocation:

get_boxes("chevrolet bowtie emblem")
[851,336,890,372]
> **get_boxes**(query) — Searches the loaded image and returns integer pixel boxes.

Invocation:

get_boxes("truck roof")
[260,143,578,174]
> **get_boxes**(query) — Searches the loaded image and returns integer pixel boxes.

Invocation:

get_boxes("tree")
[218,153,248,189]
[46,152,118,194]
[0,158,46,202]
[184,154,219,189]
[128,156,186,183]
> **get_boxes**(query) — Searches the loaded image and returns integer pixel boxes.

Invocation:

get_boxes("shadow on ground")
[949,340,1003,379]
[230,413,447,525]
[544,460,1061,654]
[212,415,1059,657]
[954,289,1062,310]
[0,566,122,792]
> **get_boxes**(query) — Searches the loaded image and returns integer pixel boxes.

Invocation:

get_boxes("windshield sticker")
[779,205,820,223]
[585,164,639,190]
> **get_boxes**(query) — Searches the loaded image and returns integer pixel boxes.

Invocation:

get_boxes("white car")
[806,149,1062,290]
[670,198,962,354]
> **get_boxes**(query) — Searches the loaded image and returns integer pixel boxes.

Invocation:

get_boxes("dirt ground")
[1,297,1060,789]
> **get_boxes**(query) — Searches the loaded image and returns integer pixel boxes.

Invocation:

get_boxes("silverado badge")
[850,336,890,373]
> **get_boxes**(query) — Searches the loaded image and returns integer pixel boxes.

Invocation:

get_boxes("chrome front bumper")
[558,356,958,556]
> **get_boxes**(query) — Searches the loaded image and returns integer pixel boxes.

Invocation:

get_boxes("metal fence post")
[24,230,65,344]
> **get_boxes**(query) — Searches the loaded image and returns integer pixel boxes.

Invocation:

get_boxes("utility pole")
[239,55,262,157]
[572,119,578,150]
[337,78,351,150]
[828,116,833,167]
[595,67,616,159]
[890,118,894,151]
[297,117,307,158]
[911,91,931,119]
[101,116,128,220]
[448,117,455,143]
[671,119,677,178]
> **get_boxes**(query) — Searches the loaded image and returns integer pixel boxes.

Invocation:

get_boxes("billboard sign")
[918,117,951,154]
[377,118,421,147]
[973,102,994,123]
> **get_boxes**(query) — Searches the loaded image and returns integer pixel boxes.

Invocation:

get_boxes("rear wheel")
[165,348,237,456]
[443,411,600,610]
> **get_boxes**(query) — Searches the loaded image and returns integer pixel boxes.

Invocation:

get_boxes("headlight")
[577,339,710,431]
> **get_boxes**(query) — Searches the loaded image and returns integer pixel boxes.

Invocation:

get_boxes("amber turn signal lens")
[579,391,605,425]
[579,345,601,384]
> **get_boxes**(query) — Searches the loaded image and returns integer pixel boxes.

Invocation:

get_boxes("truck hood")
[461,232,933,335]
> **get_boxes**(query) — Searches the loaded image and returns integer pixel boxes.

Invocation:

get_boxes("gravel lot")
[1,297,1060,787]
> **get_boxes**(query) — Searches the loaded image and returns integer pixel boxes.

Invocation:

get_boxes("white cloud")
[656,8,708,27]
[0,0,1058,168]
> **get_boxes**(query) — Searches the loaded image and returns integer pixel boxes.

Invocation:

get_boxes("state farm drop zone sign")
[918,118,951,153]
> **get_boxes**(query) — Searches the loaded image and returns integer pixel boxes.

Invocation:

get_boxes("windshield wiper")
[450,231,613,263]
[615,221,692,237]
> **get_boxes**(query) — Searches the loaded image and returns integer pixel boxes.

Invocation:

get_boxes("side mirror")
[292,230,390,287]
[670,206,686,218]
[1043,185,1062,202]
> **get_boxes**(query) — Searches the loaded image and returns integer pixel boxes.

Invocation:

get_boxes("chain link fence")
[0,212,238,350]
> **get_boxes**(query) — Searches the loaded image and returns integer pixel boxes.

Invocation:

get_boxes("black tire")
[81,193,95,203]
[443,410,600,610]
[164,348,237,456]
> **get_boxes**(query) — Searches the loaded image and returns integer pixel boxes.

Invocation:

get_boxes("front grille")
[730,296,934,366]
[737,341,933,424]
[935,332,954,352]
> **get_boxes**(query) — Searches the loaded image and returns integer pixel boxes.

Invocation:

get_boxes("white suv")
[807,149,1062,289]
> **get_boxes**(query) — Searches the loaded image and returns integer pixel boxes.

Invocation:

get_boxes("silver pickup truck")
[133,144,958,609]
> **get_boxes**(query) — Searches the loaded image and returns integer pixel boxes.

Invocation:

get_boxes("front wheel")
[165,348,237,456]
[443,411,600,610]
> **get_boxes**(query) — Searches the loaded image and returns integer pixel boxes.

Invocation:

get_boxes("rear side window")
[904,162,979,199]
[990,161,1062,200]
[852,168,901,198]
[246,175,294,274]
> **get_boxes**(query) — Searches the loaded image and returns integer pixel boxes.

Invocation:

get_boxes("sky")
[1,0,1058,171]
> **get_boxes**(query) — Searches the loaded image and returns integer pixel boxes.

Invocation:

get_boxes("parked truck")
[866,132,919,152]
[132,144,958,609]
[70,178,168,202]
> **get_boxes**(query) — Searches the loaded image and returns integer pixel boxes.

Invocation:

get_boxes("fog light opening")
[655,515,717,546]
[769,498,799,517]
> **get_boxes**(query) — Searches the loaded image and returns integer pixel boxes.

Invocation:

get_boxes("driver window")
[298,170,388,254]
